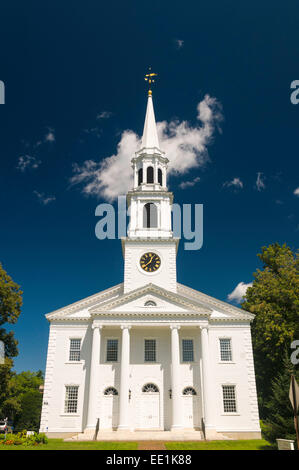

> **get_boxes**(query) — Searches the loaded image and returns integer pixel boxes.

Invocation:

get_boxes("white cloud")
[223,177,243,189]
[70,94,223,201]
[255,172,265,191]
[16,155,41,172]
[175,39,184,49]
[227,282,252,303]
[97,111,113,120]
[179,176,200,189]
[294,187,299,196]
[34,127,56,147]
[44,127,55,142]
[33,190,56,205]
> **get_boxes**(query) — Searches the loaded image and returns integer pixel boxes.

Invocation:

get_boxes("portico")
[84,319,214,434]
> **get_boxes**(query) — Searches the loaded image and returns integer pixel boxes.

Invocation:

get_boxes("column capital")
[92,324,103,330]
[200,324,209,331]
[121,325,132,330]
[170,324,180,330]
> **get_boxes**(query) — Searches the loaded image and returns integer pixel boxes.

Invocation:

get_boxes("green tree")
[14,390,43,432]
[262,352,299,447]
[3,370,44,426]
[242,243,299,417]
[0,262,23,418]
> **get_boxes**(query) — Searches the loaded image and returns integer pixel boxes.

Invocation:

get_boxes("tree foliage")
[0,262,23,358]
[242,243,299,416]
[0,263,23,419]
[0,370,44,431]
[262,352,299,447]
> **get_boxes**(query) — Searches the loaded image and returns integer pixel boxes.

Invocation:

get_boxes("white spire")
[141,91,160,149]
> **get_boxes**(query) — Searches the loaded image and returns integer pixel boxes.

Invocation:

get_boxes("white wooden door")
[183,396,200,428]
[101,396,119,429]
[140,394,160,428]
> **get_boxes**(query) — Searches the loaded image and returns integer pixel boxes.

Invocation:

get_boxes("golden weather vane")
[144,67,157,94]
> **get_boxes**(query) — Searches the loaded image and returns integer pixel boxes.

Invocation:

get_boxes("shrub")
[0,431,48,446]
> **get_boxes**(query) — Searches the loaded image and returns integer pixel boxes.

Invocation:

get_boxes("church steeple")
[141,91,160,150]
[131,87,168,192]
[123,76,178,293]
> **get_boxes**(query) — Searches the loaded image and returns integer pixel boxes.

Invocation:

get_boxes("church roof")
[45,281,254,322]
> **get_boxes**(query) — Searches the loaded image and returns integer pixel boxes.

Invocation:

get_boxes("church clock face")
[140,252,161,273]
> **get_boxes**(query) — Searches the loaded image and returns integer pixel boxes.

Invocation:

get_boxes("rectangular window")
[106,339,118,362]
[144,339,156,362]
[182,339,194,362]
[64,386,79,413]
[222,385,237,413]
[219,338,232,362]
[69,339,81,361]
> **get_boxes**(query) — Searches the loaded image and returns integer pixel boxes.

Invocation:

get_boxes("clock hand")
[143,255,154,268]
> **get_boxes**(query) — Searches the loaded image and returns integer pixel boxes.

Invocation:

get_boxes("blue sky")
[0,1,298,372]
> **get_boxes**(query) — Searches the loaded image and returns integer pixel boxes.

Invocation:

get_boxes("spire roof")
[141,91,160,149]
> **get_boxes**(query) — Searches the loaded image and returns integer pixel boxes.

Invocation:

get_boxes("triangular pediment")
[89,283,212,316]
[45,281,254,323]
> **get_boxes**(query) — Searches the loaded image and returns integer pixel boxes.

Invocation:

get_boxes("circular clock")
[140,252,161,272]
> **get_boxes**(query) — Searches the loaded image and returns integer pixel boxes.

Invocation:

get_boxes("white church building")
[40,88,261,440]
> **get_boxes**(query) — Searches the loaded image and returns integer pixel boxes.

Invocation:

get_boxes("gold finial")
[144,67,157,95]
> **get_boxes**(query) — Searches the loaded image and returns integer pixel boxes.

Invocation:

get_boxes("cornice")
[126,190,174,204]
[121,237,179,244]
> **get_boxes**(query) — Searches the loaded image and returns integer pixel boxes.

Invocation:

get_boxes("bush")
[0,431,48,446]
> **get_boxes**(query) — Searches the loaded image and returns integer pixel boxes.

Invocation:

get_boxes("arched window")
[158,168,163,186]
[138,168,143,186]
[104,387,118,396]
[182,387,197,396]
[147,166,154,183]
[142,383,159,393]
[143,202,157,228]
[144,300,157,307]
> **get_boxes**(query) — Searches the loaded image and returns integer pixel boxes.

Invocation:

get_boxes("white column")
[201,326,215,435]
[170,325,183,430]
[86,324,102,429]
[118,325,131,430]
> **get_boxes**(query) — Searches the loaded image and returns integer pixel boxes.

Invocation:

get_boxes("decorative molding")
[89,283,212,315]
[45,281,254,323]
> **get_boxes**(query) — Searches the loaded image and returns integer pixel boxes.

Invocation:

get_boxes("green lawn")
[0,438,138,450]
[165,439,274,450]
[0,438,274,451]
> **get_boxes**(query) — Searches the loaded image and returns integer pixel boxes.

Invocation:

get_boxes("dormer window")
[145,300,157,306]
